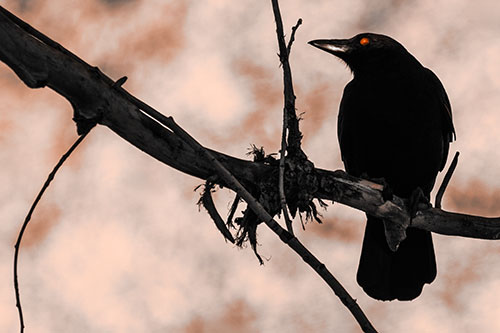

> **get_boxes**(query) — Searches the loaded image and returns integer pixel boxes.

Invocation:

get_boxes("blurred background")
[1,0,500,332]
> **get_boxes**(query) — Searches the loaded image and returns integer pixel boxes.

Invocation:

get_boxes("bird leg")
[379,187,432,251]
[359,173,409,251]
[407,187,432,218]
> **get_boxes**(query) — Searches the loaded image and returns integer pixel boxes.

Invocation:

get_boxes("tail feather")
[356,215,436,301]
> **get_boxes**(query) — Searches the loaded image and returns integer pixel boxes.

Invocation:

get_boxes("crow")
[309,33,455,301]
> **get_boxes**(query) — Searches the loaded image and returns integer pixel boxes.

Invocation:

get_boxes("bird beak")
[308,39,351,56]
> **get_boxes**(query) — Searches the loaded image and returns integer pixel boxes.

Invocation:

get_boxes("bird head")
[309,33,418,76]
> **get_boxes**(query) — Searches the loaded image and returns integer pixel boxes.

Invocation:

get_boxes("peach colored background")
[1,0,500,332]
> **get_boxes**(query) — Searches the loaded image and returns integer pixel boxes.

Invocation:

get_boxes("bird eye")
[360,37,370,46]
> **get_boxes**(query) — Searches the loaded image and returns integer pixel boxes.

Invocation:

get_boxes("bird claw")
[408,187,431,218]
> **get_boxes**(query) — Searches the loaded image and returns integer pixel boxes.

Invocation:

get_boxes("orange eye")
[360,37,370,46]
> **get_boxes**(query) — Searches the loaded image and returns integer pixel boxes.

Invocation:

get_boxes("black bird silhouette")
[309,33,455,301]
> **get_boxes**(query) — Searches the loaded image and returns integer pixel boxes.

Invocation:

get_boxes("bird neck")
[351,53,422,80]
[353,60,423,82]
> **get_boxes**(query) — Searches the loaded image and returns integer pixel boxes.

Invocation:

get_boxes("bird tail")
[356,215,437,301]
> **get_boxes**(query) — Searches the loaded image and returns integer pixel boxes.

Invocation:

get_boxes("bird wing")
[337,80,356,175]
[423,68,456,171]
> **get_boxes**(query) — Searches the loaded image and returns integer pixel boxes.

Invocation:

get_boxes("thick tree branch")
[315,169,500,241]
[0,6,268,186]
[0,4,498,250]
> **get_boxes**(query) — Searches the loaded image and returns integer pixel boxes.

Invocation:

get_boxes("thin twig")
[435,151,459,209]
[270,1,375,331]
[276,17,303,235]
[287,18,303,55]
[271,1,303,156]
[227,194,241,228]
[14,131,90,333]
[166,116,377,333]
[279,125,294,234]
[201,182,235,243]
[278,18,302,235]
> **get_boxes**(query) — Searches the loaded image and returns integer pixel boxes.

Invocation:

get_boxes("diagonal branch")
[166,117,377,333]
[200,182,236,243]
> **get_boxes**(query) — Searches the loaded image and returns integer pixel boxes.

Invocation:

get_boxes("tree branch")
[269,2,375,330]
[2,4,500,331]
[276,18,303,235]
[165,116,377,333]
[0,6,268,185]
[1,1,499,254]
[314,169,500,241]
[287,18,303,55]
[271,1,303,157]
[14,132,90,333]
[435,151,460,209]
[272,9,303,236]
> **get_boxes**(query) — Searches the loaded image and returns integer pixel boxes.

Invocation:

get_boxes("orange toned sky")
[1,0,500,332]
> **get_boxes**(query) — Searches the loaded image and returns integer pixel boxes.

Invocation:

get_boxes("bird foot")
[407,187,431,218]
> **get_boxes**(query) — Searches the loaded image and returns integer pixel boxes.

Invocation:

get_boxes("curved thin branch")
[279,119,294,234]
[435,151,459,208]
[200,182,235,243]
[13,132,90,333]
